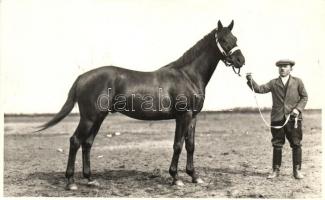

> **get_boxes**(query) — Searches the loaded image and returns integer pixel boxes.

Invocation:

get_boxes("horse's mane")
[163,29,217,68]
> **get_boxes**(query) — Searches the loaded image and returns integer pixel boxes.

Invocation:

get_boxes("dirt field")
[3,110,322,198]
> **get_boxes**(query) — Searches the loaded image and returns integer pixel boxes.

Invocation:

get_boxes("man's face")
[278,65,292,77]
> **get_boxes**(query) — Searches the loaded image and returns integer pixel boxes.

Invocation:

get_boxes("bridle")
[215,32,242,76]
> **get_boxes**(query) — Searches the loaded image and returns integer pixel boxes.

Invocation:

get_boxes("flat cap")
[275,59,295,67]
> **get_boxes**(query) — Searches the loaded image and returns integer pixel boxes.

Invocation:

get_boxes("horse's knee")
[185,139,195,153]
[173,142,183,154]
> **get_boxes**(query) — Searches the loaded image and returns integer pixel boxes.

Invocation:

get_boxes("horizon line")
[3,108,321,117]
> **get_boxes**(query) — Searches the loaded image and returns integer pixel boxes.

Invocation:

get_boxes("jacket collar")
[275,75,297,98]
[275,76,286,89]
[276,75,294,86]
[275,76,295,101]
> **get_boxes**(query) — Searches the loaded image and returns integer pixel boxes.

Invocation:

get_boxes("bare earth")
[3,111,322,198]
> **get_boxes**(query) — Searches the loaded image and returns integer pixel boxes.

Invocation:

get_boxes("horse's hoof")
[193,177,204,184]
[87,179,100,187]
[66,183,78,190]
[173,180,185,186]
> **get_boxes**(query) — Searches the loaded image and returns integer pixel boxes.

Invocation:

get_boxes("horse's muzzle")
[229,50,245,68]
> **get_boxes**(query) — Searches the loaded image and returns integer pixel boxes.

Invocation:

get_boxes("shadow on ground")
[24,167,268,197]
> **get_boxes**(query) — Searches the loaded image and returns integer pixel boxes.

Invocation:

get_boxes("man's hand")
[291,108,300,117]
[246,73,252,82]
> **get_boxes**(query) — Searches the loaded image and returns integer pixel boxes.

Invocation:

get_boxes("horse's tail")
[36,77,79,132]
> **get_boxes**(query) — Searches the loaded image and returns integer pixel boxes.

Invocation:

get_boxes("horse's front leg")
[185,116,204,184]
[169,112,192,186]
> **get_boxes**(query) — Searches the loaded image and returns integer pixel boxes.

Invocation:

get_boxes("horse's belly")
[119,110,176,120]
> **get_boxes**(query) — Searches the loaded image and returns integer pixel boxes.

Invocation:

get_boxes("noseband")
[215,32,241,76]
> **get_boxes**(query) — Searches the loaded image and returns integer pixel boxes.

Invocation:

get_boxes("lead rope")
[245,76,292,129]
[215,32,297,129]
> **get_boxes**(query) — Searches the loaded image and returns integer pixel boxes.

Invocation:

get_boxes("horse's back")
[76,66,154,91]
[74,66,164,105]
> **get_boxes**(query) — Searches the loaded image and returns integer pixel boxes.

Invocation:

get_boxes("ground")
[3,110,322,198]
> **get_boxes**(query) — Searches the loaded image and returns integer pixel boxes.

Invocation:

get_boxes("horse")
[38,20,245,190]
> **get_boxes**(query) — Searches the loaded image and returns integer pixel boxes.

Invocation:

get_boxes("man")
[246,59,308,179]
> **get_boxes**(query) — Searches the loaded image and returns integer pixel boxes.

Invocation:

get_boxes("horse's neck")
[181,48,221,89]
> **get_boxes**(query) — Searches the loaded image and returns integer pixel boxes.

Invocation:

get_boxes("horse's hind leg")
[81,115,106,187]
[65,117,95,190]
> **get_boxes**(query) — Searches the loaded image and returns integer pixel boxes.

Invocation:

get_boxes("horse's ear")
[228,20,234,31]
[217,20,223,30]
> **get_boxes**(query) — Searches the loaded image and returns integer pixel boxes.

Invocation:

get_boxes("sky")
[1,0,324,114]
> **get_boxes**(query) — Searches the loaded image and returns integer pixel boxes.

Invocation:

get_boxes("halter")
[215,32,242,76]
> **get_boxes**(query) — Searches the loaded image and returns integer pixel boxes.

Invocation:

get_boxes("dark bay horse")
[38,20,245,190]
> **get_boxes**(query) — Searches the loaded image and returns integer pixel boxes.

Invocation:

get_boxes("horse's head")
[215,20,245,74]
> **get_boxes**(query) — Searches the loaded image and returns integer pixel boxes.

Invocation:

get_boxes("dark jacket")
[247,75,308,122]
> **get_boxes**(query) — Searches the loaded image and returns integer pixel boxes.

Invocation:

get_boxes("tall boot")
[293,147,304,179]
[267,147,282,179]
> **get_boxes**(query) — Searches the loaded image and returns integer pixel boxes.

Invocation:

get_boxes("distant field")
[3,110,322,197]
